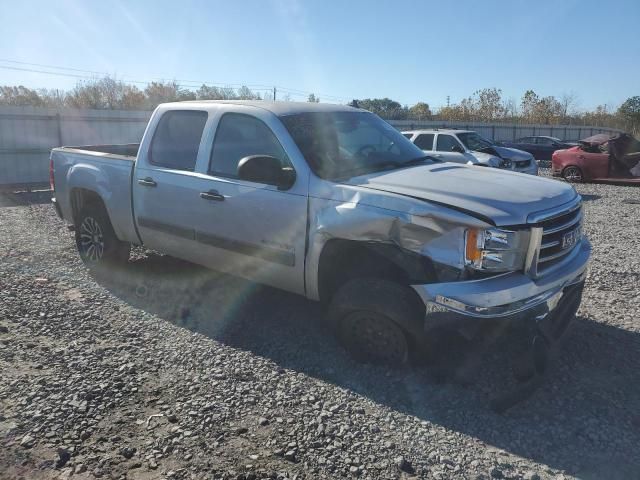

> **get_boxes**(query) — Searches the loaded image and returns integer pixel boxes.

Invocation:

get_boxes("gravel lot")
[1,170,639,480]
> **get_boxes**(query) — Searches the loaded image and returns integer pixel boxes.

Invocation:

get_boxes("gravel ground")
[1,170,639,480]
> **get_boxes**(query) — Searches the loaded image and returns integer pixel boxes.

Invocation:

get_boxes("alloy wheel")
[79,216,105,262]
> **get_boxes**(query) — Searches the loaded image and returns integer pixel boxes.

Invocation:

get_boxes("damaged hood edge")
[342,163,578,226]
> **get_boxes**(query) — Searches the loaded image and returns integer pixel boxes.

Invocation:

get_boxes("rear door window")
[414,133,435,150]
[149,110,208,171]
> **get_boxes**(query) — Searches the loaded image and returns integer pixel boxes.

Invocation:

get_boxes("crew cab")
[403,129,538,175]
[51,101,589,374]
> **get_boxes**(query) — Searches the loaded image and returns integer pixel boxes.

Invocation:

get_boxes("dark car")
[500,136,575,160]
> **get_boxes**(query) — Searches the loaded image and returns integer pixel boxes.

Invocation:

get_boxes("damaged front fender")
[305,181,491,301]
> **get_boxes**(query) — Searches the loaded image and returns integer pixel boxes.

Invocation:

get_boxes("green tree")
[408,102,431,120]
[618,96,640,129]
[237,85,260,100]
[196,84,223,100]
[474,88,504,120]
[307,93,320,103]
[520,90,539,122]
[0,86,45,106]
[356,98,407,119]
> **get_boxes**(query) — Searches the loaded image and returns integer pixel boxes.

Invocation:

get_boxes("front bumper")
[412,237,590,328]
[512,160,538,176]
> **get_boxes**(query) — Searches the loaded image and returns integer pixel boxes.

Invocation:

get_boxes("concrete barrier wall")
[0,106,151,188]
[0,106,620,188]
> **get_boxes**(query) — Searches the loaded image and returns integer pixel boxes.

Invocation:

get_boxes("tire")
[75,202,130,269]
[327,278,423,366]
[562,165,583,183]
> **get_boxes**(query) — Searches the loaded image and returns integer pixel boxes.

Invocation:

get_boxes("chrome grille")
[515,159,531,168]
[535,203,583,275]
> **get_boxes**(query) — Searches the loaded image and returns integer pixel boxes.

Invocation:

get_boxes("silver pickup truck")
[51,101,590,373]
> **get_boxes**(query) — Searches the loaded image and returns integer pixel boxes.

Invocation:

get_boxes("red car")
[552,133,640,184]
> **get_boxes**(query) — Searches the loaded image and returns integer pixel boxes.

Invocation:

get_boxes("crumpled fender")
[304,185,490,301]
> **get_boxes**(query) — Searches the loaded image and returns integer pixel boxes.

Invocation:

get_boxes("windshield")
[457,132,494,151]
[280,111,431,179]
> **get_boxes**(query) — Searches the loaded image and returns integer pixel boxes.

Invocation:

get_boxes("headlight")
[464,227,529,271]
[500,158,512,169]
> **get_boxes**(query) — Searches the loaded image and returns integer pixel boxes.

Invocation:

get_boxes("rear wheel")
[328,278,423,366]
[562,165,583,183]
[75,203,130,268]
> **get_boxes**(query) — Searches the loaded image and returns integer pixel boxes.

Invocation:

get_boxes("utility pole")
[273,87,276,101]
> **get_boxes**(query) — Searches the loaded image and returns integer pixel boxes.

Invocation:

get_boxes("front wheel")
[75,203,130,268]
[327,278,424,366]
[562,165,583,183]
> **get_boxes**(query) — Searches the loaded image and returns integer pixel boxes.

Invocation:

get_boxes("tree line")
[352,89,640,133]
[1,78,638,133]
[0,78,265,110]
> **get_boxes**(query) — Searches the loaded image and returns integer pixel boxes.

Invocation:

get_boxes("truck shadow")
[94,250,640,479]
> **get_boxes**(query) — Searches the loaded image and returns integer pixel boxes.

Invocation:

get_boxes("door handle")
[200,190,225,201]
[138,177,157,187]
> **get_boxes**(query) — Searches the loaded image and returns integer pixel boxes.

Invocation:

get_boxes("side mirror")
[451,144,465,153]
[237,155,296,190]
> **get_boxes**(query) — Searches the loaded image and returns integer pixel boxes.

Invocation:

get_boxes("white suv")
[403,129,538,175]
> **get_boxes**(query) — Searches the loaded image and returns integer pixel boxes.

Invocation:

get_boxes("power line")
[0,59,353,103]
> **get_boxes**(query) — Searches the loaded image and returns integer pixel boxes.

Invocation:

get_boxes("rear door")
[132,109,210,258]
[517,137,538,157]
[535,137,557,160]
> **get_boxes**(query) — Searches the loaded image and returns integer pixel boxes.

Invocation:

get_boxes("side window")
[210,113,288,178]
[436,134,459,152]
[537,137,553,145]
[414,133,434,150]
[149,110,208,171]
[402,133,414,140]
[519,137,532,143]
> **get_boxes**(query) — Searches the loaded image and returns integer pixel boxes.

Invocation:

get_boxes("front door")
[433,133,472,164]
[190,112,308,295]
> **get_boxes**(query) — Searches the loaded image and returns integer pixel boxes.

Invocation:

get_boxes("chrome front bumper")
[412,238,590,325]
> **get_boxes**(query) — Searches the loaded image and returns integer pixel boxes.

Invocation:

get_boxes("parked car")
[51,101,589,374]
[552,133,640,184]
[500,136,575,160]
[403,129,538,175]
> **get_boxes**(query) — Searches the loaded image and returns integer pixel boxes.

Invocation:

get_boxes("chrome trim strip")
[524,227,543,278]
[542,211,582,235]
[528,195,582,224]
[538,246,575,263]
[541,239,560,249]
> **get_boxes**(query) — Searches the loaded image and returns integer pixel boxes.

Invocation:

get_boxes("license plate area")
[561,226,582,250]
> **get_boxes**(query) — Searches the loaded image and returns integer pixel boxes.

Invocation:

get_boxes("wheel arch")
[316,238,436,305]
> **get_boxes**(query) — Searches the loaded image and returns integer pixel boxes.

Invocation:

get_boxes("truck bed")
[51,144,140,245]
[57,143,139,159]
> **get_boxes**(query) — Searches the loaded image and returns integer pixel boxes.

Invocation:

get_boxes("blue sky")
[0,0,638,110]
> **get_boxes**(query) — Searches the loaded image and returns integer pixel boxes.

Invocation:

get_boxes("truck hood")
[468,150,502,165]
[345,163,577,226]
[490,145,533,161]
